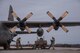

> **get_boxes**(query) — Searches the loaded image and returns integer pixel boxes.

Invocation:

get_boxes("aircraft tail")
[8,5,14,21]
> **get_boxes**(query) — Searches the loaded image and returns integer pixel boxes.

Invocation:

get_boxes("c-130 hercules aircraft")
[0,5,80,49]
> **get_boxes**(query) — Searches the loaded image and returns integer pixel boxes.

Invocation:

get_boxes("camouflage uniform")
[16,37,22,49]
[49,37,55,50]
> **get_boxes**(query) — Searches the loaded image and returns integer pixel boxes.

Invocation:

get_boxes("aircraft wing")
[1,21,80,28]
[24,21,80,27]
[16,31,37,34]
[1,21,18,28]
[61,22,80,26]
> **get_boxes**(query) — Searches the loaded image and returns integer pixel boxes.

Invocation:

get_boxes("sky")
[0,0,80,44]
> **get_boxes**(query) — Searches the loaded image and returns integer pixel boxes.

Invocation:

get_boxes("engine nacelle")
[37,28,44,37]
[18,21,25,31]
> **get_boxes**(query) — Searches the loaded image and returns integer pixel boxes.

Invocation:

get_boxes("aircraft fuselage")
[0,23,17,49]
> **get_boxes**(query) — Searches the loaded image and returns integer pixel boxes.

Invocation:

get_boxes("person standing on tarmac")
[49,37,55,50]
[16,37,22,49]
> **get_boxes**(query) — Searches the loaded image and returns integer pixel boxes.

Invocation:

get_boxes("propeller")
[58,11,68,21]
[22,12,33,22]
[25,26,31,33]
[47,11,57,22]
[46,25,54,32]
[12,11,21,21]
[12,11,33,33]
[60,24,68,32]
[46,11,69,33]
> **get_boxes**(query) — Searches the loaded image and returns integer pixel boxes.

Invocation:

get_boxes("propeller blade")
[46,25,54,32]
[12,11,21,21]
[61,24,68,32]
[25,26,32,33]
[58,11,68,21]
[9,26,17,33]
[47,11,57,22]
[22,12,33,22]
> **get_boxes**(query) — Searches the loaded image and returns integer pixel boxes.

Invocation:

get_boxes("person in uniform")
[16,37,22,49]
[49,37,55,50]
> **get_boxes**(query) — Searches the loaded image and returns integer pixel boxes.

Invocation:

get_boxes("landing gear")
[3,43,10,50]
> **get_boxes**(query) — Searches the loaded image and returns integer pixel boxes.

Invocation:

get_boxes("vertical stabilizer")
[8,5,14,21]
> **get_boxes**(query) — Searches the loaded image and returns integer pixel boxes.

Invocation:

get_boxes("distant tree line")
[54,44,80,48]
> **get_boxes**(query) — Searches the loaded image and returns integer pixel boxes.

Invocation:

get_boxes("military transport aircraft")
[0,5,80,49]
[0,5,37,49]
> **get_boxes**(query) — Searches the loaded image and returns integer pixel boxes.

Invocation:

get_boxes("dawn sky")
[0,0,80,44]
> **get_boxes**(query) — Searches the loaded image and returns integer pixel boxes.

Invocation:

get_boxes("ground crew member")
[49,37,55,50]
[16,37,22,49]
